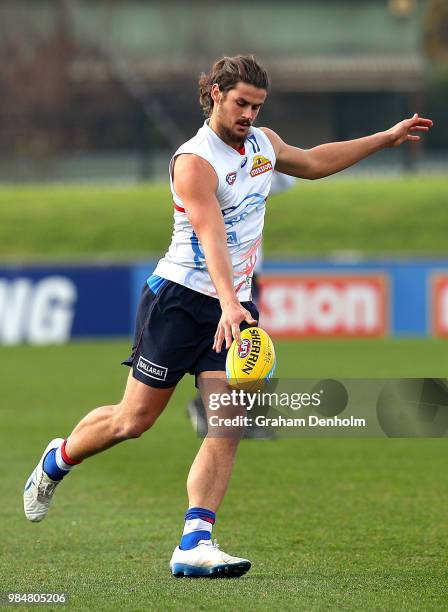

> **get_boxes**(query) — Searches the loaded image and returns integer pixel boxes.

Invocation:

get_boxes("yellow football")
[226,326,276,391]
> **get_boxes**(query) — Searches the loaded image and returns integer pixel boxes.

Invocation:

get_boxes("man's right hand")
[213,299,257,353]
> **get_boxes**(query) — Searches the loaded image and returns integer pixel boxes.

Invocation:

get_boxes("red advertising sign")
[259,275,388,338]
[432,276,448,337]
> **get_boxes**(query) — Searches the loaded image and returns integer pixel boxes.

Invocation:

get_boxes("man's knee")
[112,400,157,440]
[204,435,241,453]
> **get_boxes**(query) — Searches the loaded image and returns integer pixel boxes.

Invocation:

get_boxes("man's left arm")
[261,114,433,180]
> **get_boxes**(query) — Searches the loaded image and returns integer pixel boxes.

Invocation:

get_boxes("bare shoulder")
[259,127,285,155]
[173,152,215,177]
[173,153,218,195]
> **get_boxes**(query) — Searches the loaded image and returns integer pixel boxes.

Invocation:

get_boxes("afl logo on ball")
[238,338,251,359]
[226,171,237,186]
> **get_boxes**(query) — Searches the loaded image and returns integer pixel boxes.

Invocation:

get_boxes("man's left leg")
[187,373,240,511]
[170,371,251,578]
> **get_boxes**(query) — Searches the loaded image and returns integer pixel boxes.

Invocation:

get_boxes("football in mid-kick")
[226,326,276,391]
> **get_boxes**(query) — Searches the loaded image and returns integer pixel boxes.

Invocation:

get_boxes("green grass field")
[2,339,447,611]
[0,177,447,260]
[1,177,447,609]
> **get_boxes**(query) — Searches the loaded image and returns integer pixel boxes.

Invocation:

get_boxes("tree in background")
[423,0,448,149]
[425,0,448,60]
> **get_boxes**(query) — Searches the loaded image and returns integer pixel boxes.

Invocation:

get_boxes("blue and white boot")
[23,438,64,522]
[170,539,251,578]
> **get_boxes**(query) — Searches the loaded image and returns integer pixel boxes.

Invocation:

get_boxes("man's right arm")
[173,154,256,351]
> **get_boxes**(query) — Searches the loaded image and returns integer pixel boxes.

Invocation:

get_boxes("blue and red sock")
[43,440,81,481]
[179,507,216,550]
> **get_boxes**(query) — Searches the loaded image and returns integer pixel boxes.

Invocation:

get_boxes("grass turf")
[0,177,448,260]
[1,339,447,610]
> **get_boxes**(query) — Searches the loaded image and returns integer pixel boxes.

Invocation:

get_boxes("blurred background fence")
[1,0,447,182]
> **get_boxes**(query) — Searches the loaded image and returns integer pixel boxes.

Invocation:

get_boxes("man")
[23,55,432,578]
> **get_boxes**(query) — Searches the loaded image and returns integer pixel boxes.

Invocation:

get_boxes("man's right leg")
[65,370,175,461]
[24,371,175,522]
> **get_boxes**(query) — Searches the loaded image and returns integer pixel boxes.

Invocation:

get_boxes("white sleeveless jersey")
[153,120,276,301]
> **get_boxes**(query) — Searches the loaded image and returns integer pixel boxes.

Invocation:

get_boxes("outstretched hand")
[385,113,433,148]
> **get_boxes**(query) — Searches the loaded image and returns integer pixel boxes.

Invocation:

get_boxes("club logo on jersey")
[240,156,248,168]
[238,338,251,359]
[250,155,273,177]
[226,171,237,186]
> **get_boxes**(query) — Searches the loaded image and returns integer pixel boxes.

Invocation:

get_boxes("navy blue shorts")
[122,279,259,389]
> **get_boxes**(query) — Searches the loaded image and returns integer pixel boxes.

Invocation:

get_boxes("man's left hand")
[385,113,433,147]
